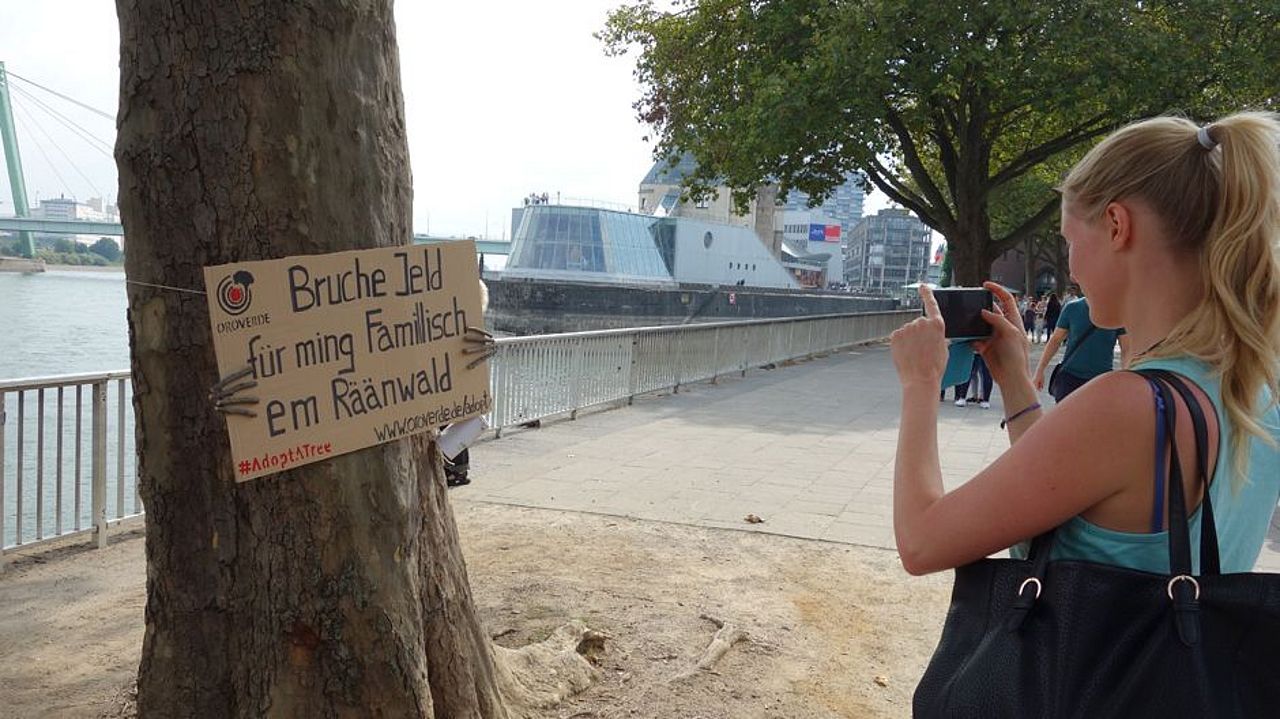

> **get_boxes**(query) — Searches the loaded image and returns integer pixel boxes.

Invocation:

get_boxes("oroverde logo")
[216,270,255,316]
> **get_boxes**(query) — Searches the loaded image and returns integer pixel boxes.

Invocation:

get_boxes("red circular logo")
[216,271,255,316]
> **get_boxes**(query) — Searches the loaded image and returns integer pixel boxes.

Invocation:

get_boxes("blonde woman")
[890,111,1280,577]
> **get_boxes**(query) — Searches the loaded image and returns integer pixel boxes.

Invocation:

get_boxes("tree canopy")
[602,0,1279,283]
[89,237,121,262]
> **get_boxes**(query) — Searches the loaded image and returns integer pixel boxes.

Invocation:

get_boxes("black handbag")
[1047,325,1097,401]
[914,370,1280,718]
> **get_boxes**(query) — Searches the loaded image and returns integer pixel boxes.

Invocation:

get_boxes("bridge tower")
[0,61,36,258]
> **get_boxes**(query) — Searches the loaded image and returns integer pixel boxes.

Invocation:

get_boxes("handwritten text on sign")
[204,241,490,481]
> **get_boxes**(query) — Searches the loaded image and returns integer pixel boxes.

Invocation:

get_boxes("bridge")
[0,216,514,256]
[1,63,512,258]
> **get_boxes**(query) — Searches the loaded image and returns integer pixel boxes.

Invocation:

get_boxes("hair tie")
[1197,126,1218,150]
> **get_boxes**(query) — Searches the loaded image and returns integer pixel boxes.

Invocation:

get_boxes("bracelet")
[1000,402,1042,429]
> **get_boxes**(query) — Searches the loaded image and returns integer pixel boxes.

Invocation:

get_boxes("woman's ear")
[1103,201,1133,251]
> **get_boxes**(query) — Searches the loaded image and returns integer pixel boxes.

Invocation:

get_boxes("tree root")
[670,614,748,682]
[493,621,610,718]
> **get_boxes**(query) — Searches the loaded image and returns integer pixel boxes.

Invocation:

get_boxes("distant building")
[29,196,122,247]
[36,195,119,223]
[844,208,932,291]
[780,172,866,236]
[989,243,1063,295]
[503,203,806,290]
[780,209,843,287]
[636,154,780,257]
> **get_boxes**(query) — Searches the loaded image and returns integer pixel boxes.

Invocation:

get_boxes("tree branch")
[989,114,1114,188]
[993,194,1060,255]
[884,105,954,225]
[926,100,960,199]
[864,160,947,233]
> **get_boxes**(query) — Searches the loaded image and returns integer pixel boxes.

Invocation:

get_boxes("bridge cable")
[8,84,114,158]
[12,95,104,197]
[11,100,76,199]
[2,69,115,121]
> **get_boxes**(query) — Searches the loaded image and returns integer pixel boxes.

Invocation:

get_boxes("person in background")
[1044,292,1063,342]
[1033,294,1048,343]
[1034,290,1130,402]
[953,354,993,408]
[1021,295,1037,341]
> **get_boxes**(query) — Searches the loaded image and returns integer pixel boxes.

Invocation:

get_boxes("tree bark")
[946,225,995,287]
[413,437,509,719]
[1023,237,1035,295]
[117,2,508,716]
[1052,236,1069,295]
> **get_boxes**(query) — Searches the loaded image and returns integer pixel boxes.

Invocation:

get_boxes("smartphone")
[930,287,993,338]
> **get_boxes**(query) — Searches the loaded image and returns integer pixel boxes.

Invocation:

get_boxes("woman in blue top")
[888,111,1280,576]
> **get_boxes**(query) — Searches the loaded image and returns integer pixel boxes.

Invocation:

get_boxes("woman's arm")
[891,288,1152,576]
[1034,328,1069,389]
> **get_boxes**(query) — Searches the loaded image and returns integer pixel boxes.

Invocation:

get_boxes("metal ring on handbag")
[1167,575,1201,601]
[1018,577,1043,599]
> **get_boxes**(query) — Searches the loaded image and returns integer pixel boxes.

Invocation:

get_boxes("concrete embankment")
[0,257,46,273]
[486,275,899,334]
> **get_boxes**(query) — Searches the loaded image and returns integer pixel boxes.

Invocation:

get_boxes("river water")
[2,269,130,378]
[1,269,134,547]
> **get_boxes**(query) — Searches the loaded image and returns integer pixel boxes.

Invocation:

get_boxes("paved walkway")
[459,343,1280,572]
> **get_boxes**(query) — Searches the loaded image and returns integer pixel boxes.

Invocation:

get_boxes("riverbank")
[44,263,124,273]
[0,257,46,272]
[0,259,127,274]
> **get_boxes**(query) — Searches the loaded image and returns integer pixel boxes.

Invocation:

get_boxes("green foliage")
[90,237,122,262]
[602,0,1279,283]
[36,249,109,266]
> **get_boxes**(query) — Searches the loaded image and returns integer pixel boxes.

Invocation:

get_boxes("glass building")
[504,204,800,289]
[507,205,675,284]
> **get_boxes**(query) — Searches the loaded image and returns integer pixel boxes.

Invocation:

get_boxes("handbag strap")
[1140,369,1221,575]
[1058,324,1098,370]
[1011,371,1210,641]
[1142,377,1194,575]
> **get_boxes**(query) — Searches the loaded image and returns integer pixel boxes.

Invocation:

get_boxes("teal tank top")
[1013,356,1280,574]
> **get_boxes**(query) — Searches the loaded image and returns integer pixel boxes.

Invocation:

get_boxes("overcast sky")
[0,1,889,240]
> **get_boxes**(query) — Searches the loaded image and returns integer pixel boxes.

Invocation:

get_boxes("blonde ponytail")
[1061,112,1280,485]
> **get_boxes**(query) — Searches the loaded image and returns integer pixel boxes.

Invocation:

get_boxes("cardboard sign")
[204,241,490,481]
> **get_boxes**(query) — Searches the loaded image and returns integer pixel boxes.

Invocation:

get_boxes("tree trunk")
[1052,236,1070,295]
[413,437,509,718]
[1023,238,1035,295]
[945,227,995,287]
[117,2,507,716]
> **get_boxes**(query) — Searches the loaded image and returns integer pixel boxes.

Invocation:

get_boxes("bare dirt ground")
[0,502,951,719]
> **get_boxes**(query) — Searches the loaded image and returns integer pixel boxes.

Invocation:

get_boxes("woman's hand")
[891,286,948,390]
[971,282,1031,389]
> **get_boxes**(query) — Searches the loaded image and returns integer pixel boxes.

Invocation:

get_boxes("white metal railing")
[0,370,137,566]
[487,310,915,434]
[1,310,914,564]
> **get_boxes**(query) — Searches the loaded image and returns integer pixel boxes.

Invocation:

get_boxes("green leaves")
[602,0,1278,283]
